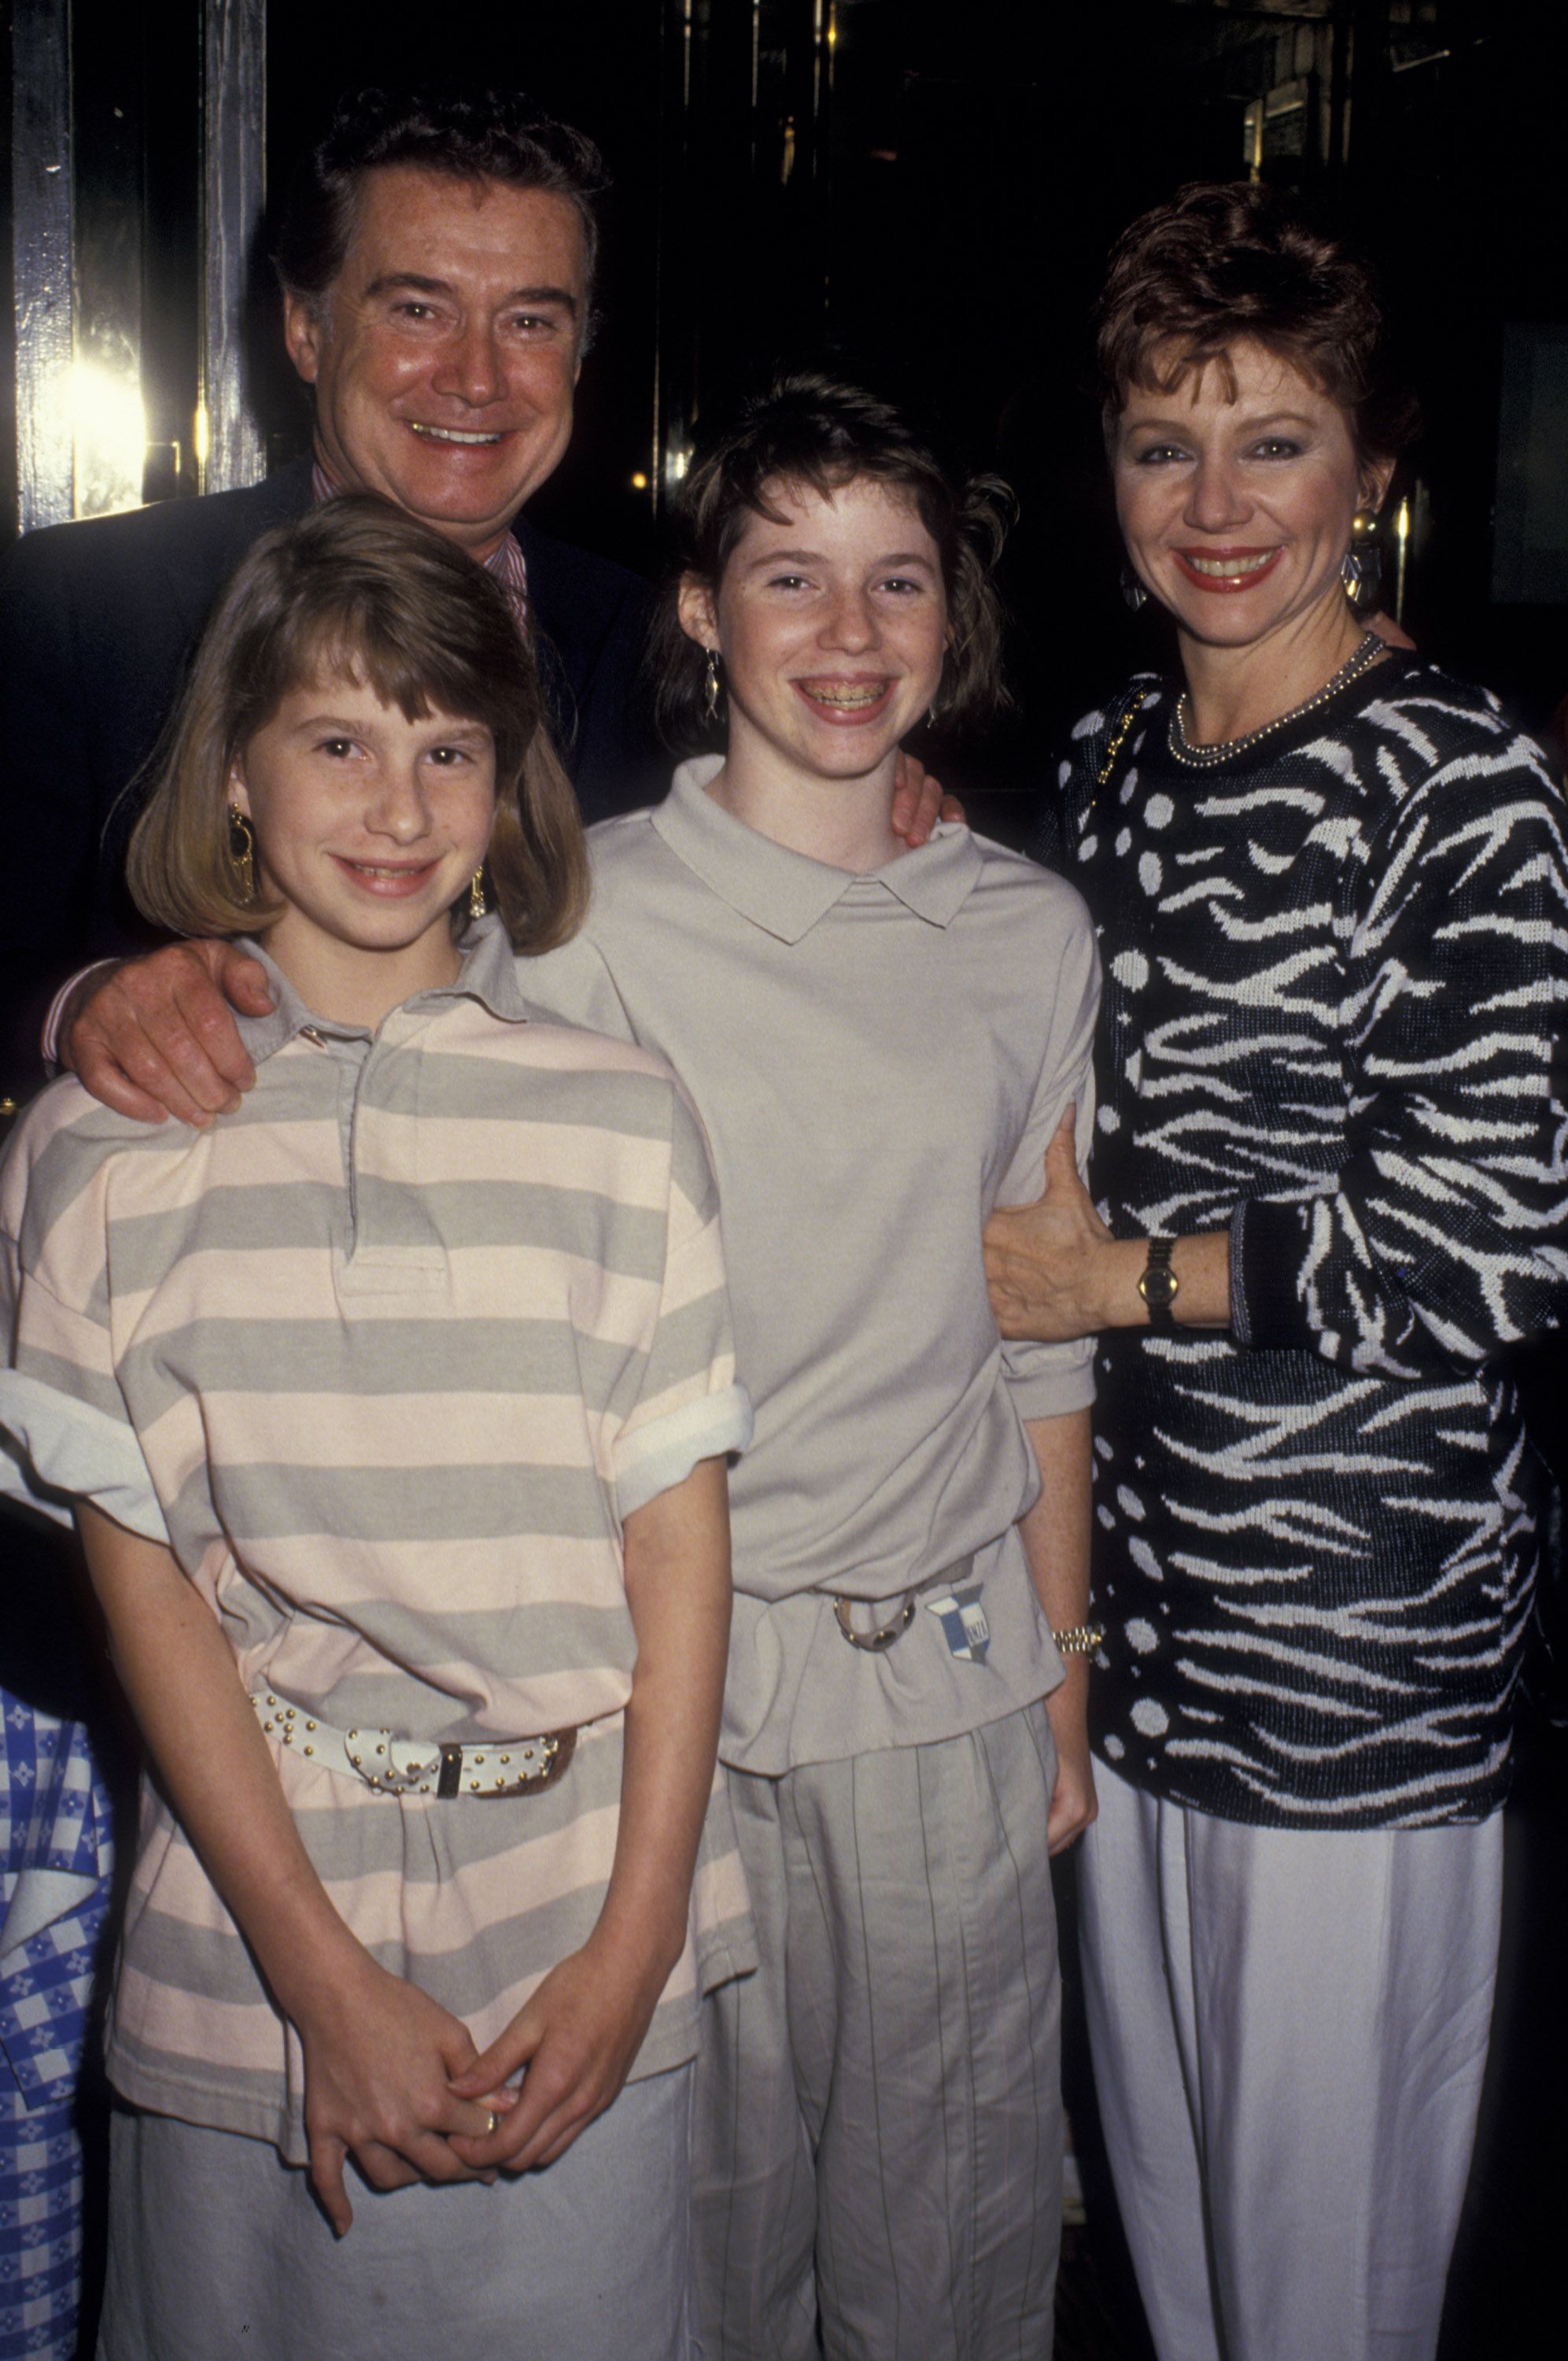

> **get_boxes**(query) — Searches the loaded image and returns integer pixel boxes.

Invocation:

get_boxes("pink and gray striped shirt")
[0,919,754,2159]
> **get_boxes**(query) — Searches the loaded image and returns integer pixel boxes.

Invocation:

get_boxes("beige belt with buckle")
[828,1555,977,1652]
[249,1689,577,1798]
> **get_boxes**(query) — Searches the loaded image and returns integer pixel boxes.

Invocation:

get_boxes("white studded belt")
[249,1688,576,1798]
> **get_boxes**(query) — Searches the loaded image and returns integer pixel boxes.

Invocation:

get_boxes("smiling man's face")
[284,164,588,560]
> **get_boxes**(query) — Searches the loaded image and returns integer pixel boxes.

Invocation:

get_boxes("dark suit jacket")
[0,458,660,1096]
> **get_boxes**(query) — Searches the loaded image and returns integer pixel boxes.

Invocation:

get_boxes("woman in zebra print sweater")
[985,183,1568,2361]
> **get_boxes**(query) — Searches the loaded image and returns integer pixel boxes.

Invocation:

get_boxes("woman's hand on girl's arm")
[984,1107,1231,1339]
[448,1454,733,2172]
[73,1505,500,2232]
[986,1108,1129,1339]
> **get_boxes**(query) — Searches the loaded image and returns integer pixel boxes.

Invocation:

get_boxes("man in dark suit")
[0,87,656,1103]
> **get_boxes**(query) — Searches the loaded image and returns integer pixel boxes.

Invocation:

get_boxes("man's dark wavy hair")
[275,85,609,342]
[647,371,1013,753]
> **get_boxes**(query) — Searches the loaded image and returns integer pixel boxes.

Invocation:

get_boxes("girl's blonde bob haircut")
[127,495,589,954]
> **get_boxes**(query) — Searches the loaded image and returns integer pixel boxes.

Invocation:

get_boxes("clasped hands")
[299,1931,662,2235]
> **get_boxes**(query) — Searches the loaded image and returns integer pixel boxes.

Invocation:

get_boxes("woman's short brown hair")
[646,371,1013,752]
[127,495,588,954]
[1094,180,1419,462]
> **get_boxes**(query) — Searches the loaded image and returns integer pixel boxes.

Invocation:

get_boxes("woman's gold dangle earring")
[1341,509,1380,606]
[703,647,722,722]
[469,868,487,920]
[227,803,256,903]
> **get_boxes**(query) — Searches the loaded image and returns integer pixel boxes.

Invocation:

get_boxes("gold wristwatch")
[1138,1236,1179,1328]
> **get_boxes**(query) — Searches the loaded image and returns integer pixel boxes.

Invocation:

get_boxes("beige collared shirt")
[522,758,1101,1771]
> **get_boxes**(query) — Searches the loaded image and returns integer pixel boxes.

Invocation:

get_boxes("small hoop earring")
[703,647,722,722]
[1120,567,1149,613]
[227,803,255,903]
[469,868,487,921]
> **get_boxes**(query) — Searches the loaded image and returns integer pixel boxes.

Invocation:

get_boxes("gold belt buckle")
[832,1593,917,1652]
[435,1727,577,1799]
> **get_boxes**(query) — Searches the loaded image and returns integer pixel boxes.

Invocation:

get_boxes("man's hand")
[891,749,965,847]
[985,1108,1125,1342]
[1043,1663,1097,1854]
[446,1928,665,2175]
[293,1953,510,2235]
[62,940,272,1125]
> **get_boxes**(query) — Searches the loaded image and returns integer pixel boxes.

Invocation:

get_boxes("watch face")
[1139,1264,1179,1309]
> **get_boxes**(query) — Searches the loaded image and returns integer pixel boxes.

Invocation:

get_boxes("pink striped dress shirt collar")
[310,460,529,633]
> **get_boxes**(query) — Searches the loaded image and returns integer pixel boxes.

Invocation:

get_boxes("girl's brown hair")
[127,495,588,953]
[1094,180,1419,463]
[646,371,1013,752]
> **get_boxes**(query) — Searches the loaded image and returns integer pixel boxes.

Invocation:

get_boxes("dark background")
[4,5,1565,2355]
[11,0,1568,764]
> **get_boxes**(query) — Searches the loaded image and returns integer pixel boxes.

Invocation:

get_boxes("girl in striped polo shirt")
[0,497,753,2361]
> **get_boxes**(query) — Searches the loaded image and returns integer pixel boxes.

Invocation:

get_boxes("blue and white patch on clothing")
[927,1587,991,1664]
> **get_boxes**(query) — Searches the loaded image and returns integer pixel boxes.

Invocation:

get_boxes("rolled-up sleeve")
[0,1098,167,1539]
[612,1085,753,1520]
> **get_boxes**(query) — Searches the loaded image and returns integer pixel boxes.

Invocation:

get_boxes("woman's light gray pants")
[1079,1758,1503,2361]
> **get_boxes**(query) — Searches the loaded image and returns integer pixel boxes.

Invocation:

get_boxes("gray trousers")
[692,1703,1064,2361]
[98,2064,696,2361]
[1079,1760,1503,2361]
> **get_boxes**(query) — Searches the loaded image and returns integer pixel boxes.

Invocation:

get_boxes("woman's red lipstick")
[1171,546,1283,593]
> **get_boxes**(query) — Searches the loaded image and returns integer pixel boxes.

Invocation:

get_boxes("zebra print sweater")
[1043,649,1568,1828]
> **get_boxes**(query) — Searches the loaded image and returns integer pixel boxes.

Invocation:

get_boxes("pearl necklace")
[1168,632,1385,769]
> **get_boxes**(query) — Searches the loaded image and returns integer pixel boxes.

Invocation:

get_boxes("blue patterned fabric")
[2,1694,113,2360]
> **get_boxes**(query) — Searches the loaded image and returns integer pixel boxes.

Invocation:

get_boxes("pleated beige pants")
[692,1701,1064,2361]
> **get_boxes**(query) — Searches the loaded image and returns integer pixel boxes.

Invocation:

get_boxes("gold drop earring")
[227,802,256,903]
[1341,507,1381,605]
[469,868,488,920]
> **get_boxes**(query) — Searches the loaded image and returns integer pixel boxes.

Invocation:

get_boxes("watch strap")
[1138,1235,1179,1328]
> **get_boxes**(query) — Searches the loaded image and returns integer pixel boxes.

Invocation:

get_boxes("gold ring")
[485,2110,499,2136]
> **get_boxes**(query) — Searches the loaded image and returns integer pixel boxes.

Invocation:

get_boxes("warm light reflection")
[71,359,146,518]
[194,401,211,470]
[631,471,648,491]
